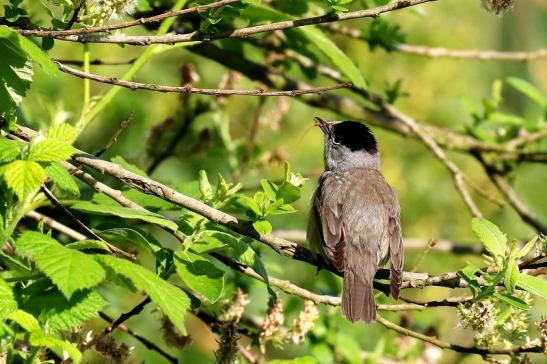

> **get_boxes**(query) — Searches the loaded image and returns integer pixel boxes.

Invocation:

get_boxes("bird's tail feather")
[342,267,376,323]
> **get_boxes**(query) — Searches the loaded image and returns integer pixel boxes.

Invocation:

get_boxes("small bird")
[307,117,403,323]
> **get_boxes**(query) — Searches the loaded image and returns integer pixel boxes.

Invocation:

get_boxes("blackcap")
[307,118,403,323]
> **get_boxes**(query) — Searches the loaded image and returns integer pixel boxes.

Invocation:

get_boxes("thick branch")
[24,0,436,44]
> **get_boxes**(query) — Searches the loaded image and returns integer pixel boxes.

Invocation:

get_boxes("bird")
[307,117,403,323]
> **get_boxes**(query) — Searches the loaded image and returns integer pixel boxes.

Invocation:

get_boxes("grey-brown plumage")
[307,118,403,323]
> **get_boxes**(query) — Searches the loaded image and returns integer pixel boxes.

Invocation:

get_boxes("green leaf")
[516,235,538,259]
[65,239,111,252]
[4,160,45,199]
[0,139,20,162]
[0,278,17,318]
[24,289,107,333]
[493,292,529,310]
[174,251,224,303]
[299,26,366,89]
[96,255,191,334]
[261,179,278,201]
[97,226,161,255]
[516,274,547,300]
[243,5,366,89]
[111,156,148,177]
[25,290,108,333]
[224,233,270,288]
[267,357,319,364]
[506,77,546,108]
[471,218,506,258]
[191,231,228,254]
[199,170,213,201]
[28,139,76,162]
[45,161,79,195]
[45,123,78,144]
[0,27,58,76]
[71,201,179,231]
[15,231,106,299]
[8,309,41,333]
[504,258,519,293]
[0,28,34,116]
[276,182,301,204]
[253,219,272,235]
[30,333,82,363]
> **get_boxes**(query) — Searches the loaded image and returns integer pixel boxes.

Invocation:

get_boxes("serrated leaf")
[96,255,190,334]
[0,278,17,318]
[0,27,58,76]
[222,232,270,287]
[506,77,546,108]
[65,240,111,252]
[516,274,547,300]
[0,138,20,162]
[471,218,506,258]
[71,201,178,231]
[45,161,79,195]
[4,160,45,199]
[8,309,41,333]
[28,139,76,162]
[174,251,224,303]
[45,123,78,144]
[15,231,106,299]
[30,333,81,363]
[24,289,107,334]
[493,292,529,310]
[0,28,33,116]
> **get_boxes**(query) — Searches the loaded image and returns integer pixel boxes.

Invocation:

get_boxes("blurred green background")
[8,0,547,362]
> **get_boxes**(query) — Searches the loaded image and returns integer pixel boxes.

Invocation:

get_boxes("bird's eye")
[332,136,341,145]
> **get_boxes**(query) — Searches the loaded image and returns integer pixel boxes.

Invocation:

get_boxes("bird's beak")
[314,117,331,135]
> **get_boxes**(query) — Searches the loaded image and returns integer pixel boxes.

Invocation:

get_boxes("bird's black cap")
[315,118,377,154]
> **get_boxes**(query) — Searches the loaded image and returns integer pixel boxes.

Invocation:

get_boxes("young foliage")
[15,231,106,299]
[96,255,191,335]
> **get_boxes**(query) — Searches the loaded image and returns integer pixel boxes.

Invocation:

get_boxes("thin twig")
[40,186,135,260]
[64,0,86,30]
[53,58,137,66]
[57,62,351,96]
[324,23,547,61]
[22,0,436,44]
[476,154,547,233]
[98,312,178,363]
[376,315,542,355]
[381,104,483,218]
[21,0,241,36]
[25,210,86,241]
[94,112,134,157]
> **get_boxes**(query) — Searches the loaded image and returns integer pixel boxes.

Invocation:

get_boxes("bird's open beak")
[314,117,331,135]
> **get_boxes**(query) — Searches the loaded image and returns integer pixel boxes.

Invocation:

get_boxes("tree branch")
[21,0,437,45]
[56,61,351,96]
[20,0,240,36]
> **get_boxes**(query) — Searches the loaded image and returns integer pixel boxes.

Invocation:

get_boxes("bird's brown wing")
[388,213,403,298]
[312,175,346,272]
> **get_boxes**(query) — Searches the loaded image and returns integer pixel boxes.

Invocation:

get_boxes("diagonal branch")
[23,0,437,45]
[57,62,351,96]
